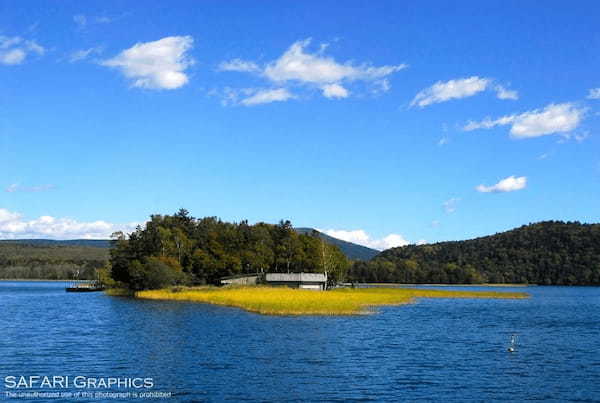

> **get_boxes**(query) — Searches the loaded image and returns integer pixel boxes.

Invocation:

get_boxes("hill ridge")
[350,220,600,285]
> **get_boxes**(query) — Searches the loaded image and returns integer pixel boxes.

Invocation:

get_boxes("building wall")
[221,275,258,286]
[266,280,325,290]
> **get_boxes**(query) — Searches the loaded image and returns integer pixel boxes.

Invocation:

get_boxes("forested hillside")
[0,242,109,280]
[349,221,600,285]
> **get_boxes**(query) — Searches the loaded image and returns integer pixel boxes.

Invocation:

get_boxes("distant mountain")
[0,241,109,280]
[295,228,379,261]
[349,221,600,285]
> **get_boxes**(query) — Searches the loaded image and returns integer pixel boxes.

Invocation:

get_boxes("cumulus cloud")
[218,38,406,102]
[0,208,139,239]
[217,58,260,73]
[6,184,55,193]
[264,39,406,85]
[411,77,518,107]
[0,36,45,65]
[73,14,88,28]
[240,88,294,106]
[320,229,412,251]
[214,87,294,107]
[587,88,600,100]
[73,14,116,29]
[476,176,527,193]
[494,84,519,100]
[411,76,490,107]
[558,131,590,144]
[442,197,460,213]
[321,83,349,99]
[464,103,585,138]
[69,46,103,63]
[101,36,194,90]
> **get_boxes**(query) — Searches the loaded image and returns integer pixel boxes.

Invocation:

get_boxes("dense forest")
[0,242,108,280]
[349,221,600,285]
[109,209,350,290]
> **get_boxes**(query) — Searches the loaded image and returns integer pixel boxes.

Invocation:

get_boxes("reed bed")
[135,286,528,316]
[104,288,135,296]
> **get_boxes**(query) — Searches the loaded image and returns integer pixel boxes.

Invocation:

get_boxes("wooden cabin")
[265,272,327,290]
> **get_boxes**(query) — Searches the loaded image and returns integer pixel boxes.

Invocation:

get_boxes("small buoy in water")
[507,334,517,352]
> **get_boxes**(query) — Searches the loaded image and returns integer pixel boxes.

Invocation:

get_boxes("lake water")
[1,282,599,402]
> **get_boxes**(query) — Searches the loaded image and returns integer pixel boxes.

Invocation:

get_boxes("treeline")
[0,242,108,280]
[109,209,350,290]
[349,221,600,285]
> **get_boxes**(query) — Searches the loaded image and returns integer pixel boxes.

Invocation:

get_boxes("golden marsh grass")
[105,288,135,296]
[134,286,528,316]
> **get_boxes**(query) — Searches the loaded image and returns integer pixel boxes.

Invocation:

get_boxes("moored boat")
[66,281,105,292]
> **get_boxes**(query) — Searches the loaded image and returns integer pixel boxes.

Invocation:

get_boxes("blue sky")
[0,1,599,249]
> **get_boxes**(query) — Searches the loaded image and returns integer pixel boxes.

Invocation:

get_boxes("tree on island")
[108,209,349,290]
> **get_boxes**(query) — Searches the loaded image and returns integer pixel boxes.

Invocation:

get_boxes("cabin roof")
[265,272,327,283]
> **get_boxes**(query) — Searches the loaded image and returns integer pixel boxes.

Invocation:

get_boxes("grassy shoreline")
[366,283,533,287]
[130,286,528,316]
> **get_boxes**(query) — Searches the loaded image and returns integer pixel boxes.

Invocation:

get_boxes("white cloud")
[264,39,406,85]
[0,49,25,65]
[494,84,519,100]
[95,16,113,24]
[373,78,391,94]
[0,208,139,239]
[537,153,550,160]
[587,88,600,99]
[411,77,519,107]
[476,176,527,193]
[216,87,251,106]
[411,76,490,107]
[73,14,87,28]
[74,14,115,29]
[464,103,585,138]
[101,36,194,90]
[558,131,590,144]
[320,229,411,251]
[219,38,406,102]
[437,136,449,146]
[322,83,349,99]
[218,58,260,73]
[0,36,44,65]
[6,184,55,193]
[240,88,294,106]
[69,46,103,63]
[442,197,460,213]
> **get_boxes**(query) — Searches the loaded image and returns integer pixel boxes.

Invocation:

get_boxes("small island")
[101,209,528,315]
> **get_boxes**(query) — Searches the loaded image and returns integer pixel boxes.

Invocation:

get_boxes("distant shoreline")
[0,279,532,286]
[363,283,533,287]
[0,279,87,282]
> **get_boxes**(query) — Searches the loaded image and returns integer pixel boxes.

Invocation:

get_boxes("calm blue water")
[1,282,599,402]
